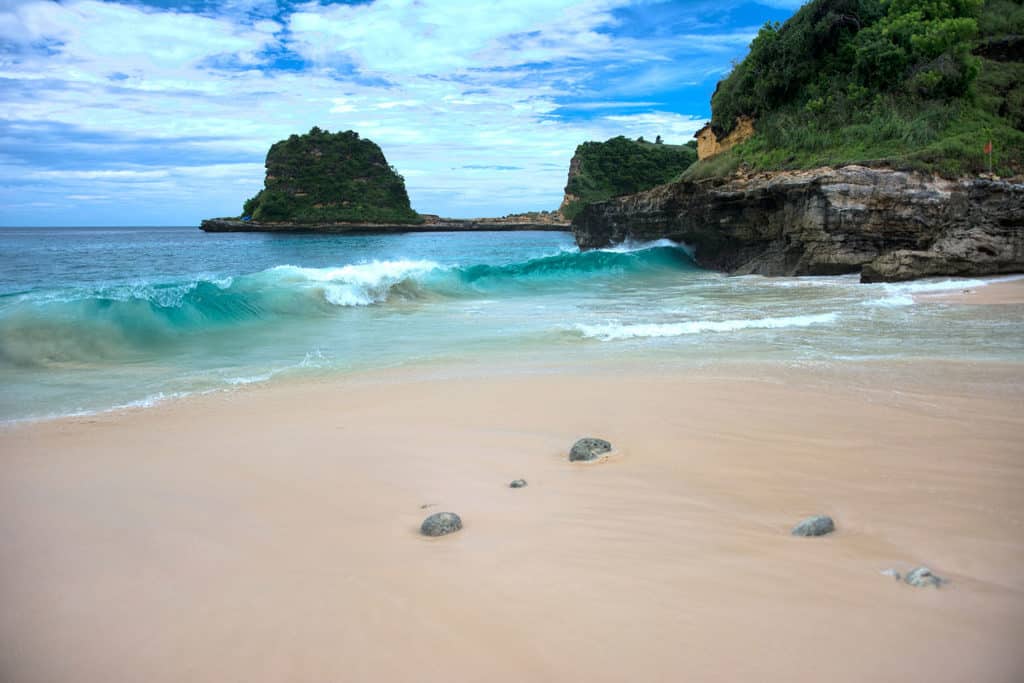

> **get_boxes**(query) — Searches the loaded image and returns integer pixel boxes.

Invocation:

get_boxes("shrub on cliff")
[692,0,1023,179]
[562,137,697,219]
[241,127,422,224]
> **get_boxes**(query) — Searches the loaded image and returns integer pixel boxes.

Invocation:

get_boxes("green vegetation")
[684,0,1023,180]
[562,137,698,219]
[242,127,422,224]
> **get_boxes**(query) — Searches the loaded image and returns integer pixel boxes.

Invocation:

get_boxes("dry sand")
[914,277,1024,305]
[2,361,1023,682]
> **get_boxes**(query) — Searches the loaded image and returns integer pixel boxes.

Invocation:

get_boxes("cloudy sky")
[0,0,802,225]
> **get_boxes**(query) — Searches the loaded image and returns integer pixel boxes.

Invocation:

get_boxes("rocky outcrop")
[558,150,584,216]
[572,165,1024,282]
[237,127,421,225]
[695,116,755,161]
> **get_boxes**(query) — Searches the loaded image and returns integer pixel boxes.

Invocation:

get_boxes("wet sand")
[915,277,1024,305]
[2,361,1023,682]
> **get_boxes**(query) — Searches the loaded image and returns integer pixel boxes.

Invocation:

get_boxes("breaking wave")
[0,244,697,367]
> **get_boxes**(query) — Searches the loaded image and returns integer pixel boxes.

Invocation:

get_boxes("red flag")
[984,140,993,155]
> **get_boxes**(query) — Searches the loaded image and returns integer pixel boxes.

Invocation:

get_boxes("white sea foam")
[600,238,682,253]
[269,260,441,306]
[860,274,1024,307]
[882,273,1024,295]
[862,294,915,308]
[223,373,274,386]
[575,312,839,341]
[2,390,205,426]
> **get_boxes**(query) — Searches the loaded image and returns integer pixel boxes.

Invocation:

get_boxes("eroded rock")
[569,437,613,462]
[572,166,1024,282]
[791,515,836,537]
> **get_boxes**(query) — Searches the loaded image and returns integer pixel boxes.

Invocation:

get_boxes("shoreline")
[4,270,1023,427]
[913,276,1024,305]
[2,357,1023,682]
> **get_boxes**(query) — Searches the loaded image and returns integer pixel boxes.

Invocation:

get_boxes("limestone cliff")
[558,151,584,216]
[572,166,1024,282]
[694,116,755,161]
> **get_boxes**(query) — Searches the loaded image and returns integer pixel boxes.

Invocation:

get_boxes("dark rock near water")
[420,511,463,537]
[569,437,613,462]
[509,479,528,488]
[200,216,569,234]
[905,566,945,588]
[572,166,1024,283]
[791,515,835,537]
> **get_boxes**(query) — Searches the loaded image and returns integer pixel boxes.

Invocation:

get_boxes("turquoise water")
[2,226,1022,421]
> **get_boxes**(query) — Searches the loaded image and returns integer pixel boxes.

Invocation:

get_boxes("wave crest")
[0,244,699,366]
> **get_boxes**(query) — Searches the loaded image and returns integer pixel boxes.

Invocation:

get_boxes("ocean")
[2,226,1022,422]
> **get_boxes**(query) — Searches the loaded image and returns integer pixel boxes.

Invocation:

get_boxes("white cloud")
[286,0,627,75]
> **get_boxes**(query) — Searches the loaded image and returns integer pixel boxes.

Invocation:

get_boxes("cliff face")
[694,116,755,161]
[572,166,1024,282]
[558,151,584,216]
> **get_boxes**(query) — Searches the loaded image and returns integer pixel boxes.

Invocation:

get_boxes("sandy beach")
[2,358,1023,683]
[914,277,1024,305]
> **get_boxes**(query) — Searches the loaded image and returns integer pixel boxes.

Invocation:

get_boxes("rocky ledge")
[201,215,569,234]
[572,165,1024,282]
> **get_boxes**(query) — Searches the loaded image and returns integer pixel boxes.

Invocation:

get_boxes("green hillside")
[684,0,1024,180]
[561,137,698,219]
[242,127,422,224]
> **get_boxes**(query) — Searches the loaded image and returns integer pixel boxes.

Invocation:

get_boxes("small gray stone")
[880,568,901,581]
[905,566,944,588]
[509,479,528,488]
[420,511,463,537]
[791,515,835,537]
[569,437,612,462]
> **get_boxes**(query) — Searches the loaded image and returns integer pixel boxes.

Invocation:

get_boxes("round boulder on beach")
[509,479,528,488]
[420,511,463,537]
[905,566,945,588]
[791,515,835,537]
[569,437,612,462]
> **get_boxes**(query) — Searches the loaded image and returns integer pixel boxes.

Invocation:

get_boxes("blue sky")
[0,0,802,225]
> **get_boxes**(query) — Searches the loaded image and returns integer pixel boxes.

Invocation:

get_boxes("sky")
[0,0,803,225]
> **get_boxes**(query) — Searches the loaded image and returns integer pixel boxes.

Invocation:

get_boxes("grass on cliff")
[683,0,1024,181]
[562,137,697,219]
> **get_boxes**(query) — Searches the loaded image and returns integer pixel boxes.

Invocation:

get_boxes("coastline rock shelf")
[572,165,1024,282]
[200,215,568,234]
